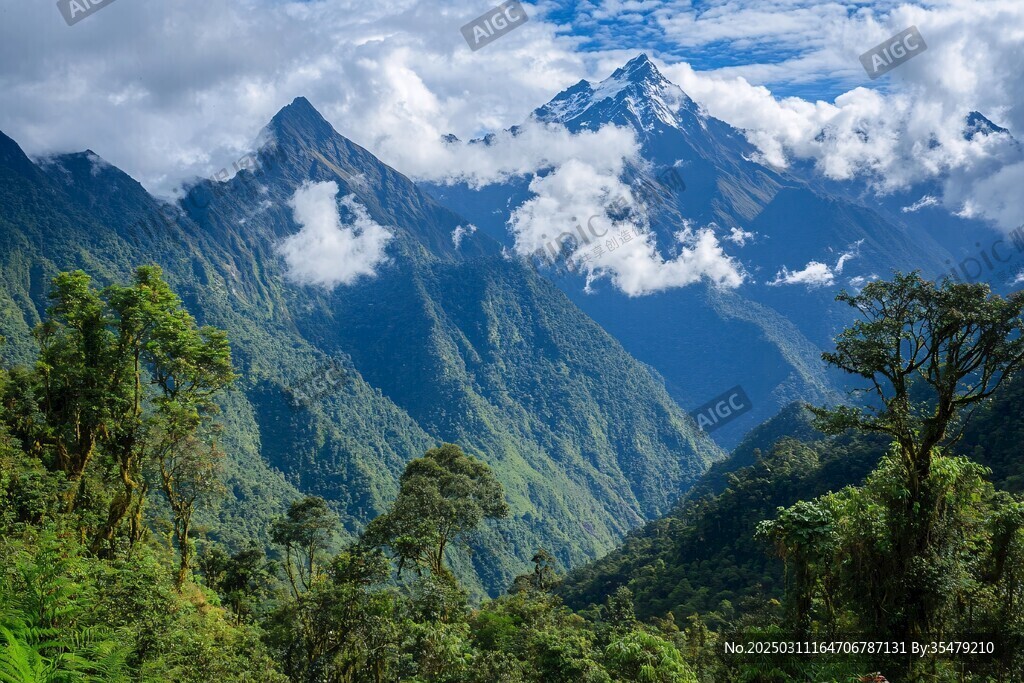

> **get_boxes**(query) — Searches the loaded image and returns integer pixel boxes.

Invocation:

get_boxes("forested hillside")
[560,274,1024,681]
[0,100,722,597]
[0,266,708,682]
[4,268,1024,682]
[560,358,1024,627]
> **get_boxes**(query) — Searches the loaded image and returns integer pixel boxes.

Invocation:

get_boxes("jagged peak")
[964,111,1011,141]
[609,53,666,85]
[267,96,338,145]
[532,53,697,132]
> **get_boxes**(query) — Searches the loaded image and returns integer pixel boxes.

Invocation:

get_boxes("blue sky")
[544,0,932,100]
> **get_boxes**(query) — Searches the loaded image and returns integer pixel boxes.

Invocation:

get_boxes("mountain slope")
[0,99,723,595]
[557,425,888,622]
[421,54,970,447]
[558,365,1024,626]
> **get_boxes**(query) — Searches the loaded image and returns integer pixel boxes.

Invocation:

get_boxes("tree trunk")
[175,515,192,589]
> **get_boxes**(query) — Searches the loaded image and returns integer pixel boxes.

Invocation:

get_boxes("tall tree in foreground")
[764,272,1024,644]
[104,267,235,567]
[33,271,123,513]
[24,267,236,576]
[364,443,509,578]
[811,271,1024,497]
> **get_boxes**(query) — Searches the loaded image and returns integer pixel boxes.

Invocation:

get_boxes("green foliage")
[812,272,1024,485]
[603,630,697,683]
[14,267,237,588]
[270,496,339,598]
[0,271,283,681]
[8,266,1024,682]
[559,431,886,623]
[0,532,129,683]
[364,443,509,578]
[562,274,1024,681]
[508,549,561,595]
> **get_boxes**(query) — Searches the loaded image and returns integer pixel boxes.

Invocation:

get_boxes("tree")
[271,496,338,600]
[33,271,124,513]
[102,266,234,557]
[777,272,1024,640]
[602,587,639,632]
[201,542,276,625]
[811,272,1024,496]
[363,443,509,577]
[29,267,236,559]
[264,543,399,682]
[155,430,226,588]
[509,549,561,594]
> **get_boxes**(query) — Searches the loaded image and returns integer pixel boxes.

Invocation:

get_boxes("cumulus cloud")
[2,0,1023,242]
[768,261,835,288]
[657,1,1024,232]
[0,0,599,198]
[277,181,392,289]
[769,240,862,287]
[404,120,642,187]
[726,227,756,246]
[509,159,744,296]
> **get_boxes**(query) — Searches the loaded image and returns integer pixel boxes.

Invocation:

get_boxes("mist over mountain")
[421,54,999,447]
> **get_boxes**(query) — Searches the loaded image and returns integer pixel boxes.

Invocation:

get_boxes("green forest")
[3,267,1024,683]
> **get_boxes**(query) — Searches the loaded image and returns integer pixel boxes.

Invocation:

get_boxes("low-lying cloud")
[769,240,862,288]
[278,181,393,289]
[659,1,1024,233]
[509,159,745,296]
[3,0,1022,253]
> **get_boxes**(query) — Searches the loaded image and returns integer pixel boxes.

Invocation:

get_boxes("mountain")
[558,424,888,622]
[0,98,724,596]
[558,365,1024,626]
[963,111,1012,141]
[421,54,989,448]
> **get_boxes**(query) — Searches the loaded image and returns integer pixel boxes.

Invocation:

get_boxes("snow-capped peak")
[532,53,699,133]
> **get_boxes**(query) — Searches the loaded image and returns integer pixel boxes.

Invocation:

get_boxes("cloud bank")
[278,181,393,289]
[508,159,745,296]
[2,0,1022,287]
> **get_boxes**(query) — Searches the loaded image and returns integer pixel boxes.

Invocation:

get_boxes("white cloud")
[0,0,599,198]
[277,181,392,289]
[769,239,862,287]
[85,151,110,176]
[848,273,880,290]
[401,120,642,187]
[769,261,835,288]
[902,195,940,212]
[509,159,744,296]
[657,1,1024,233]
[2,0,1023,241]
[834,239,863,274]
[726,226,756,246]
[451,223,476,248]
